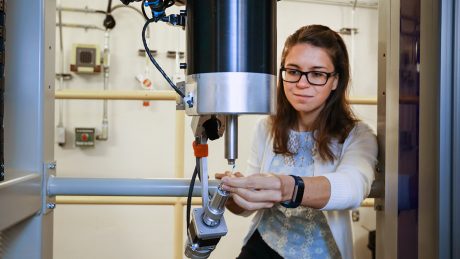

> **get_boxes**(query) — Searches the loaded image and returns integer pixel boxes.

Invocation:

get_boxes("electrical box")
[70,44,101,73]
[75,128,95,147]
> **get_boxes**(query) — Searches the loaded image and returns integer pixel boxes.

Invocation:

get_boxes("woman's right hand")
[215,171,247,215]
[215,171,244,180]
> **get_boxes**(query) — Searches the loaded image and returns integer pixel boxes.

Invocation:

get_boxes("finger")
[215,171,233,179]
[221,174,281,190]
[230,187,283,203]
[234,172,244,177]
[232,194,274,211]
[214,173,225,179]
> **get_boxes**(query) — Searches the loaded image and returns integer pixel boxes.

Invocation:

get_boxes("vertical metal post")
[376,0,400,258]
[450,1,460,257]
[2,0,55,258]
[419,0,440,258]
[174,110,185,259]
[0,0,4,182]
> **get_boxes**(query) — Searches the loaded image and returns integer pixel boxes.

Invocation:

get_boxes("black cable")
[141,0,150,20]
[187,159,199,229]
[165,0,175,8]
[106,0,113,13]
[142,18,185,98]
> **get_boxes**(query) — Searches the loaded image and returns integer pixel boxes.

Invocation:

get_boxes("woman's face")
[283,43,338,125]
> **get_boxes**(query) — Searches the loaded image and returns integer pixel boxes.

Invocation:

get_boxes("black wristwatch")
[280,175,305,208]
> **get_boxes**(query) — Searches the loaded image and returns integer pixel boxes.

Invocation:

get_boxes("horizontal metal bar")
[348,97,378,105]
[55,90,179,101]
[0,170,41,231]
[56,23,105,31]
[284,0,378,9]
[55,90,376,105]
[361,198,375,207]
[57,6,105,14]
[56,195,375,208]
[55,196,203,205]
[48,177,219,197]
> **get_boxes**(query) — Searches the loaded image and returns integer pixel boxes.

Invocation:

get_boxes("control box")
[75,128,95,147]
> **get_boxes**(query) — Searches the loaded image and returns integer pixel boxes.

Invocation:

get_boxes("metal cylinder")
[202,185,230,227]
[225,115,238,165]
[184,0,277,115]
[47,177,220,197]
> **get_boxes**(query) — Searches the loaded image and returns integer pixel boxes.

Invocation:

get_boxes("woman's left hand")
[220,174,294,211]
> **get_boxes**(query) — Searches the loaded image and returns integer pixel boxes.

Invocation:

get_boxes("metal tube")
[47,177,219,197]
[54,91,376,105]
[98,30,111,141]
[57,6,106,14]
[225,115,238,165]
[55,90,179,101]
[57,0,65,127]
[56,23,105,31]
[55,196,202,205]
[174,110,185,259]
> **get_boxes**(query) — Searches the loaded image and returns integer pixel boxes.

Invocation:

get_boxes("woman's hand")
[220,174,295,211]
[215,171,244,180]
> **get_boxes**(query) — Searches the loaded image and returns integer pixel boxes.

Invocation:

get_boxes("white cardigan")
[242,117,378,259]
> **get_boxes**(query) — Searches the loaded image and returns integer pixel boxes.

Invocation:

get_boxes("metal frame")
[376,0,400,258]
[0,0,56,258]
[419,0,440,258]
[439,0,460,258]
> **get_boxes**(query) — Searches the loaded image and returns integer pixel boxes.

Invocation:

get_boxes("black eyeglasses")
[280,67,337,86]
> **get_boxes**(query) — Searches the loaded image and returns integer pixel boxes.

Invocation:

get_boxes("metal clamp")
[42,161,57,214]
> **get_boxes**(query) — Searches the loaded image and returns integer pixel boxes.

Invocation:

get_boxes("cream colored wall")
[53,1,377,258]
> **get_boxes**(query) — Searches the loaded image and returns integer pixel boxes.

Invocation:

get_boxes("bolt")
[48,162,56,169]
[47,203,56,209]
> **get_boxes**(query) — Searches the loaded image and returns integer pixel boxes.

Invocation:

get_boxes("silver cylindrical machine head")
[225,115,238,165]
[185,0,276,116]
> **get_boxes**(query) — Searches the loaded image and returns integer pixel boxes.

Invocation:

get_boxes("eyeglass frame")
[279,67,338,86]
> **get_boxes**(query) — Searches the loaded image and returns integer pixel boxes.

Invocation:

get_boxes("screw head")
[48,162,56,169]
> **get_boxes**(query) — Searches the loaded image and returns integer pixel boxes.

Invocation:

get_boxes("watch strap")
[280,175,305,208]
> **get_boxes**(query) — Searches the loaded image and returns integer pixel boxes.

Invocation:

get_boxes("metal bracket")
[42,161,56,215]
[175,81,186,110]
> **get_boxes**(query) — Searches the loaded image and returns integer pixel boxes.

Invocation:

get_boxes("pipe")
[55,196,374,207]
[361,198,375,207]
[57,6,106,14]
[57,0,65,127]
[174,110,185,259]
[284,0,378,9]
[56,23,105,31]
[97,30,111,141]
[47,177,220,197]
[347,97,378,105]
[55,196,202,205]
[54,90,374,105]
[55,90,179,101]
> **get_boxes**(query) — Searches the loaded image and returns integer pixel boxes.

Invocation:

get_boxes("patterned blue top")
[257,131,342,259]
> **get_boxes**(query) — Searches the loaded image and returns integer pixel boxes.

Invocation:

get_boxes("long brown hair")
[271,24,358,162]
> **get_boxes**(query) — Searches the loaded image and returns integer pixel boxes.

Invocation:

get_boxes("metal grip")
[202,185,230,227]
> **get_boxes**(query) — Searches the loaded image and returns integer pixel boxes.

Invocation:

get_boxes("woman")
[216,25,378,259]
